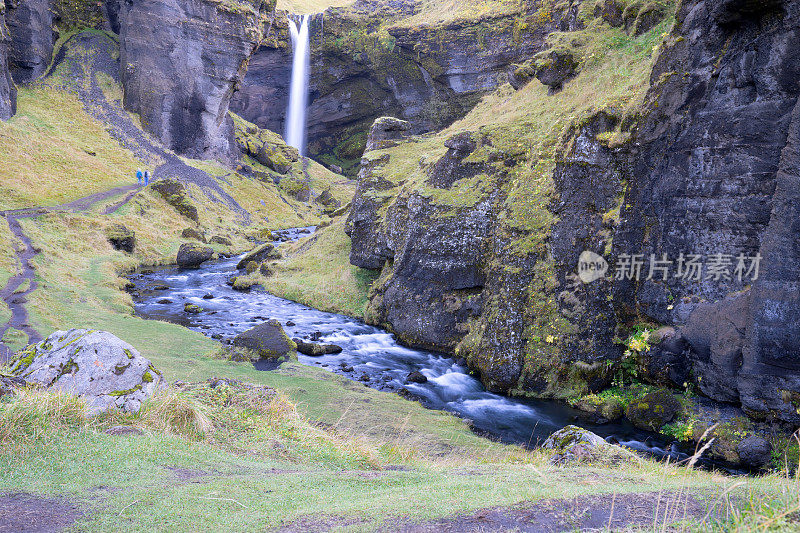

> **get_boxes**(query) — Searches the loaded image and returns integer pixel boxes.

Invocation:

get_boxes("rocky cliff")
[0,0,16,120]
[232,0,579,174]
[615,0,800,423]
[118,0,270,162]
[345,0,800,427]
[5,0,53,83]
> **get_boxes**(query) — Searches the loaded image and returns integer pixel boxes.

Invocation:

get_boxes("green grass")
[261,217,379,318]
[0,87,141,210]
[277,0,354,12]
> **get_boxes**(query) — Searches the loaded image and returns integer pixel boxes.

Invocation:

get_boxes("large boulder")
[233,320,296,361]
[625,390,683,432]
[534,48,580,92]
[9,329,164,413]
[236,243,280,270]
[543,425,632,465]
[177,243,214,268]
[118,0,270,162]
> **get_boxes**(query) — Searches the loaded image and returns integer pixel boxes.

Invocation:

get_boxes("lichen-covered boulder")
[543,425,633,465]
[177,243,214,268]
[9,329,164,413]
[625,390,682,432]
[236,243,280,270]
[233,320,296,361]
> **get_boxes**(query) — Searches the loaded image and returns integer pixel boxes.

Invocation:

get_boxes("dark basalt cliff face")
[615,0,800,422]
[118,0,269,162]
[5,0,53,83]
[232,0,579,174]
[347,0,800,425]
[0,0,16,120]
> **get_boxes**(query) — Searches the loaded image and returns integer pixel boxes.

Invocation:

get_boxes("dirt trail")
[53,31,252,225]
[0,185,144,362]
[0,30,258,361]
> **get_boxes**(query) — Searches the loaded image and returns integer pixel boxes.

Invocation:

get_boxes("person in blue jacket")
[136,168,143,185]
[144,170,150,186]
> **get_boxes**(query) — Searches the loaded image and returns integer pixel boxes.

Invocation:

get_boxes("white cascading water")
[285,15,311,157]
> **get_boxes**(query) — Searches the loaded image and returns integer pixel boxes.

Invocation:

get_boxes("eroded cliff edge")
[345,0,800,432]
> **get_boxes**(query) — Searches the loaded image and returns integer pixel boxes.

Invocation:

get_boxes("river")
[129,228,693,464]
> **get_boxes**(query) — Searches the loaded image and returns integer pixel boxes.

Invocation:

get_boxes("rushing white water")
[286,15,311,156]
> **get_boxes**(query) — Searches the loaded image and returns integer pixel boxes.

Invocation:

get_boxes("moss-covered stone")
[625,389,682,432]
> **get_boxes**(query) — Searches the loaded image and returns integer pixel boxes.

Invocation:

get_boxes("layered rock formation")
[5,0,53,83]
[232,0,578,173]
[118,0,270,162]
[0,0,16,120]
[615,0,800,422]
[346,0,800,426]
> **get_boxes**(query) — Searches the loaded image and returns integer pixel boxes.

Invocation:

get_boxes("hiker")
[144,170,150,186]
[136,168,143,186]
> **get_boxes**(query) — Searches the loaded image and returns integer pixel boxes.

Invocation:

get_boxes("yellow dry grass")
[0,87,141,210]
[276,0,354,13]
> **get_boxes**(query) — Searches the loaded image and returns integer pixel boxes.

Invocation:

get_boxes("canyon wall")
[118,0,270,162]
[232,0,575,173]
[5,0,53,83]
[346,0,800,424]
[0,0,16,120]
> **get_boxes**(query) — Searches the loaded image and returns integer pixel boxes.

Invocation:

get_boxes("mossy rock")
[151,179,198,222]
[184,303,204,314]
[236,243,281,269]
[105,224,136,254]
[625,389,682,432]
[232,320,297,361]
[573,395,624,423]
[232,277,259,292]
[181,227,206,243]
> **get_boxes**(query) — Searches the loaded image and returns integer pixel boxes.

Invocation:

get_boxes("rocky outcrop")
[5,0,53,83]
[9,329,165,413]
[232,1,579,173]
[177,243,214,268]
[106,223,136,253]
[344,0,800,430]
[233,320,296,361]
[614,0,800,422]
[118,0,269,162]
[0,0,17,120]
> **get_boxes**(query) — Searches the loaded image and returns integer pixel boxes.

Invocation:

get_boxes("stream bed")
[129,229,693,464]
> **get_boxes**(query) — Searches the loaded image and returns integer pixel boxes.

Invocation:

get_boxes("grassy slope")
[260,217,379,317]
[277,0,354,13]
[0,87,140,210]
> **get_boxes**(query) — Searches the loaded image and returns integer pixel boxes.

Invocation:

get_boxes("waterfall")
[286,15,311,157]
